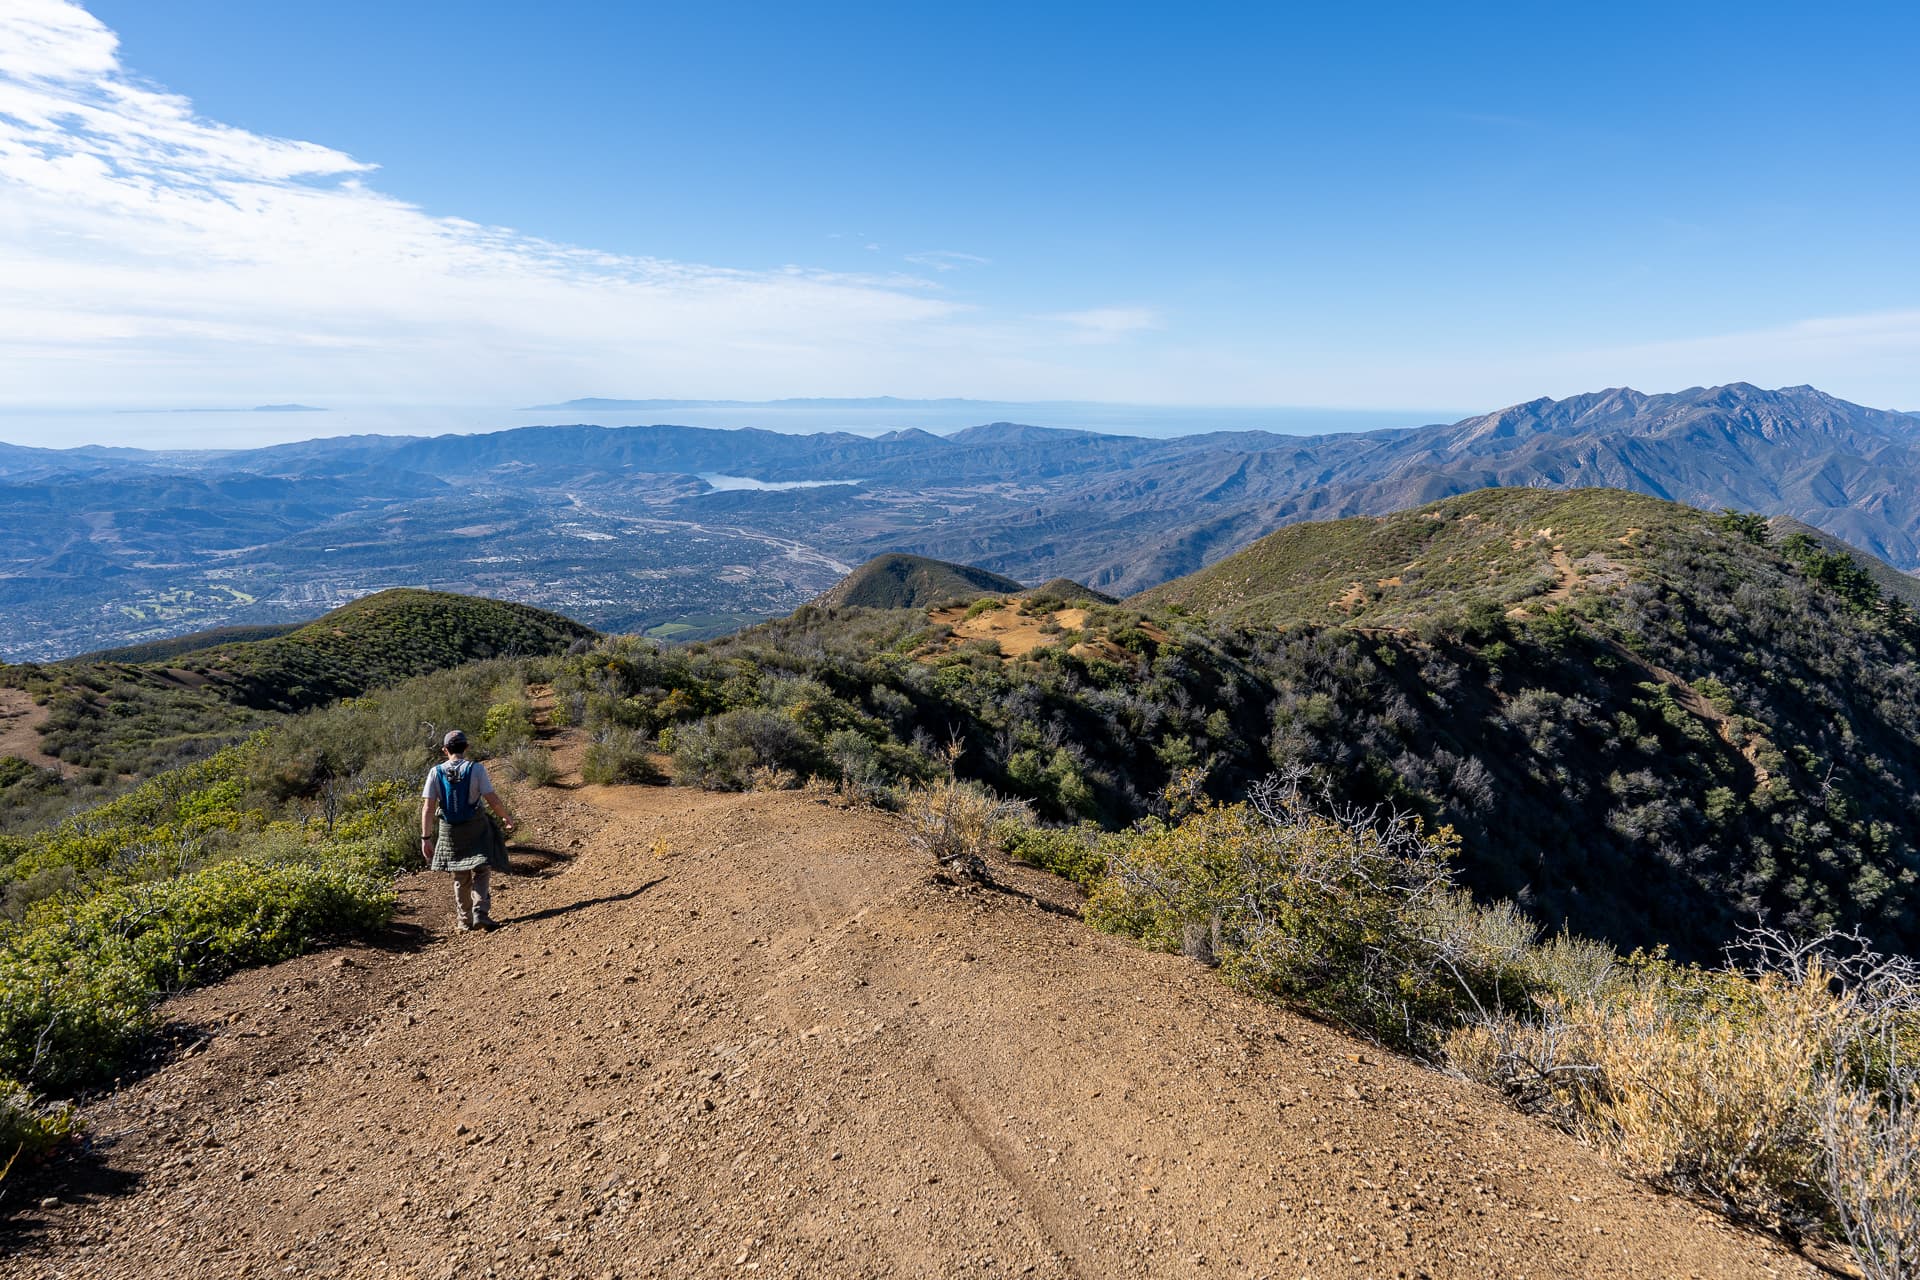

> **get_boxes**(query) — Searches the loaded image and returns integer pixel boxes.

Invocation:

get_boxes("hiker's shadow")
[509,876,666,927]
[504,843,577,876]
[0,1140,141,1242]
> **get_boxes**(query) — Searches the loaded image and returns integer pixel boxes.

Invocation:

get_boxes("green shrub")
[670,709,819,791]
[1000,822,1108,890]
[581,729,660,786]
[509,746,559,787]
[0,1075,75,1169]
[1087,775,1530,1053]
[0,852,395,1090]
[480,699,535,751]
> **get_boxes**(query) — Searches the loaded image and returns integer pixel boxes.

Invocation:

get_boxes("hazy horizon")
[0,398,1470,452]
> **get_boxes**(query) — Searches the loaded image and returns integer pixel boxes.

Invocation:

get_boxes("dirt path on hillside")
[1,731,1833,1279]
[0,690,59,772]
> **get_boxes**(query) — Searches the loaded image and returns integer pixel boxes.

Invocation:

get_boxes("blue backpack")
[437,761,480,825]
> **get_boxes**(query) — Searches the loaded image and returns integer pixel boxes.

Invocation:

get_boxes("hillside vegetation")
[0,652,552,1164]
[3,490,1915,1274]
[0,590,593,828]
[171,588,593,710]
[550,487,1920,962]
[811,553,1026,610]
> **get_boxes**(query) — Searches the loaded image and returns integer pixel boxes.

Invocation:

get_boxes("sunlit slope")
[1132,487,1693,625]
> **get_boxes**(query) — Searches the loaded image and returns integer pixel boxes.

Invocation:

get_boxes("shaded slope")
[1128,487,1920,955]
[814,554,1026,610]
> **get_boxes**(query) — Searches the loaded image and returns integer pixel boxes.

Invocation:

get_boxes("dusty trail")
[2,729,1827,1279]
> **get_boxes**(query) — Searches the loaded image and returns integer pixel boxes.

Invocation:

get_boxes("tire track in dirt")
[1,720,1837,1279]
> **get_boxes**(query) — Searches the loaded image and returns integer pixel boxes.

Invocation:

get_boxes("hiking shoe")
[475,913,499,932]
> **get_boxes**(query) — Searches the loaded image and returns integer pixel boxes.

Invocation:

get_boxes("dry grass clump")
[1064,771,1915,1276]
[1449,929,1919,1268]
[1821,1081,1919,1279]
[904,778,1028,883]
[1088,771,1533,1053]
[747,764,798,792]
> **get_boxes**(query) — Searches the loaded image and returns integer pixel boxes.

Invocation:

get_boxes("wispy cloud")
[904,250,990,272]
[0,2,975,406]
[1048,306,1160,344]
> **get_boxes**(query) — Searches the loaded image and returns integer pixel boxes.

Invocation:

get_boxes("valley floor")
[0,731,1832,1279]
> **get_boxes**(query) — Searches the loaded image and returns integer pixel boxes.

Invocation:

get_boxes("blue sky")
[2,0,1918,434]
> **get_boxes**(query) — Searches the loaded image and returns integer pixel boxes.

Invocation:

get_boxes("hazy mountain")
[526,395,1009,411]
[887,383,1920,590]
[4,382,1917,659]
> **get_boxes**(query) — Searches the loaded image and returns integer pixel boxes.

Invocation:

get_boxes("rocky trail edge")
[0,716,1839,1279]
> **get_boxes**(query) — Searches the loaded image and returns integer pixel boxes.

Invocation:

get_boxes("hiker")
[420,729,516,931]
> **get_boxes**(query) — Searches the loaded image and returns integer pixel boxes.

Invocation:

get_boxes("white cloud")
[0,2,977,407]
[3,5,1914,422]
[904,249,990,272]
[1048,306,1160,344]
[0,0,117,82]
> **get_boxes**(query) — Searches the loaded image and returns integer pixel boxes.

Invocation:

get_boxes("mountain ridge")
[6,382,1920,659]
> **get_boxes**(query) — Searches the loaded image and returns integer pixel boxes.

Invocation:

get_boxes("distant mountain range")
[1,382,1915,659]
[527,395,1014,411]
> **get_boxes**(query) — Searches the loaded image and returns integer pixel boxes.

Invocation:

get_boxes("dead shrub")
[1450,928,1920,1255]
[1820,1081,1919,1279]
[748,764,798,792]
[904,778,1028,882]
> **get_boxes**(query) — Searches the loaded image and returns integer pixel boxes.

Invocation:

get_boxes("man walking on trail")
[421,729,516,932]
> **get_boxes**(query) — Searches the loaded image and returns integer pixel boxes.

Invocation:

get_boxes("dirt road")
[1,743,1828,1279]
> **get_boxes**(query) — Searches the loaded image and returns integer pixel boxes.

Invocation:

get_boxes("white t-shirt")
[422,759,495,810]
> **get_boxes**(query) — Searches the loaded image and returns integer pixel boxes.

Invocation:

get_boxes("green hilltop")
[171,588,594,711]
[812,553,1027,610]
[1132,486,1679,625]
[0,590,594,826]
[73,622,305,665]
